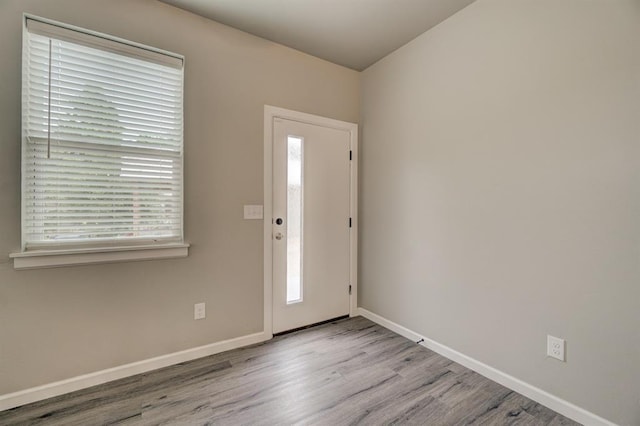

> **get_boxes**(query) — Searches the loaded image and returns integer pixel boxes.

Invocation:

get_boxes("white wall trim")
[10,243,190,270]
[0,330,270,412]
[263,106,275,338]
[358,308,617,426]
[263,105,358,338]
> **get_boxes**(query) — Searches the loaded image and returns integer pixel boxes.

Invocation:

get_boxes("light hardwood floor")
[0,317,580,425]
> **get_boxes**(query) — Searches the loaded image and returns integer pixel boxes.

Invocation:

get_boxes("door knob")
[275,232,283,240]
[275,218,283,225]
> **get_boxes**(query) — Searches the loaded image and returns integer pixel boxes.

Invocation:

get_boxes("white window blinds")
[22,17,184,250]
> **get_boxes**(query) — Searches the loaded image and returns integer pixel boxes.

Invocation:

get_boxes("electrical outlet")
[194,303,206,320]
[547,335,565,361]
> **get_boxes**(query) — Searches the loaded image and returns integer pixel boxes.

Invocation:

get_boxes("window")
[286,136,303,304]
[12,16,187,269]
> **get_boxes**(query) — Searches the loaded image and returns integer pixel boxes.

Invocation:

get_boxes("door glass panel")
[287,136,303,304]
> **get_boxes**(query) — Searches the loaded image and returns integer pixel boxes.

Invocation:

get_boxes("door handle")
[275,232,283,240]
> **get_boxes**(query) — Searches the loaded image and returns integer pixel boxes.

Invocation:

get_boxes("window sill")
[9,243,190,270]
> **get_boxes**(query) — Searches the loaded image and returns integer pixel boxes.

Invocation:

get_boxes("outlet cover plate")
[547,335,565,361]
[194,302,206,320]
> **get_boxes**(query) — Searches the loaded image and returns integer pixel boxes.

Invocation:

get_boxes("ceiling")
[159,0,476,71]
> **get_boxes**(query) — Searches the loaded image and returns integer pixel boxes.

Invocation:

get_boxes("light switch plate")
[244,205,263,220]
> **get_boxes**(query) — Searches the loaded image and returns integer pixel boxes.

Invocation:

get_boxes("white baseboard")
[0,330,271,412]
[358,308,616,426]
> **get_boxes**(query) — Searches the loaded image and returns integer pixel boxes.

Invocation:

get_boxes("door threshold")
[273,315,350,336]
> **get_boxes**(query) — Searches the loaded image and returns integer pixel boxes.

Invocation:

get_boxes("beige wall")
[360,0,640,425]
[0,0,359,395]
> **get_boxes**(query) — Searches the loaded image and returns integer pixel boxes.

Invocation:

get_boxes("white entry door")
[272,115,353,334]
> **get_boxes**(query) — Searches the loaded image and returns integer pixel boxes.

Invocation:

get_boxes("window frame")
[11,14,189,270]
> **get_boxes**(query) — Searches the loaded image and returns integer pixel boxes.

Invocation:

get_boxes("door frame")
[263,105,358,338]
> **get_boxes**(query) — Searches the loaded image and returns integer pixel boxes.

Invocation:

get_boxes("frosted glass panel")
[287,136,303,304]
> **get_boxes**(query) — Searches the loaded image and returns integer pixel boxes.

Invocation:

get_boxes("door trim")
[263,105,358,338]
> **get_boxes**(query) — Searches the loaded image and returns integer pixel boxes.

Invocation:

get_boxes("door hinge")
[349,150,352,161]
[349,217,352,228]
[349,285,352,295]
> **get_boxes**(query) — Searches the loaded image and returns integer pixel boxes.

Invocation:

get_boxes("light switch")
[244,205,263,220]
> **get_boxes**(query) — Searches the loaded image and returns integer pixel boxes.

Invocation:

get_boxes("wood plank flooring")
[0,317,581,425]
